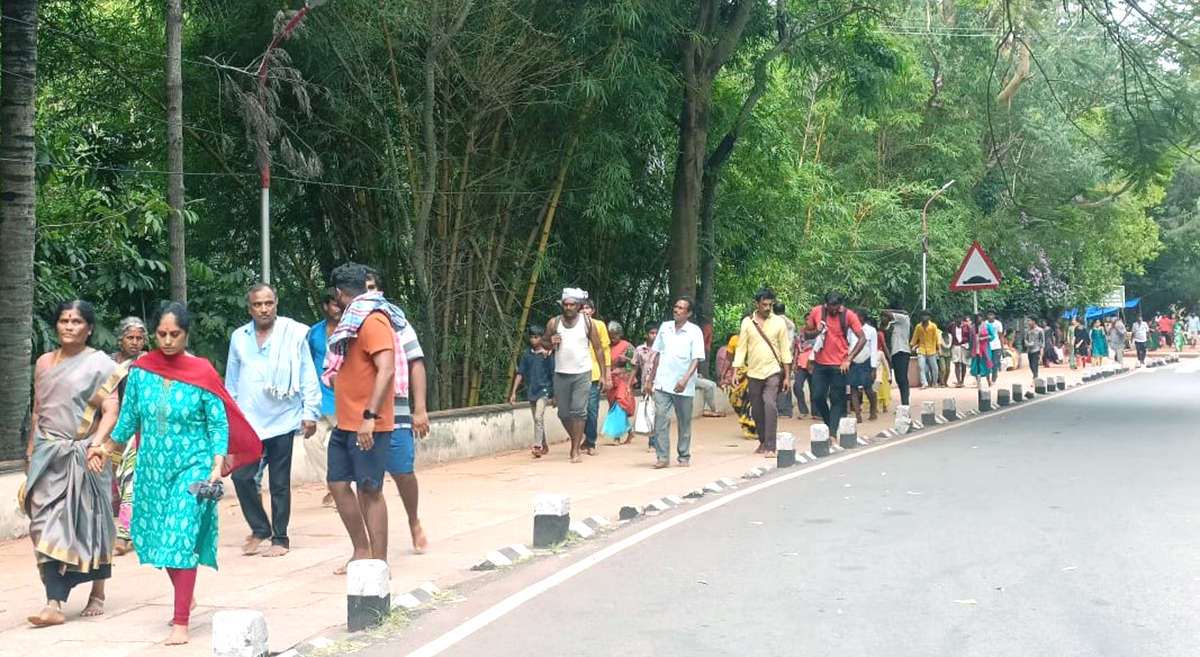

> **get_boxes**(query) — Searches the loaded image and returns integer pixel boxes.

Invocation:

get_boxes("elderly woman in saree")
[24,300,126,627]
[109,316,147,556]
[89,302,261,646]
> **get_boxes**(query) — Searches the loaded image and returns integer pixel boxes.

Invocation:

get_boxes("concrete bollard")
[213,610,269,657]
[978,389,992,412]
[1011,383,1023,402]
[533,494,571,548]
[837,417,857,450]
[920,401,936,427]
[776,432,796,468]
[1056,376,1065,391]
[894,405,912,435]
[810,424,830,458]
[1034,378,1046,395]
[996,387,1011,406]
[942,398,958,421]
[346,560,390,632]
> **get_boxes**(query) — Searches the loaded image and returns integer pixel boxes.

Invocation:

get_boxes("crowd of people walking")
[21,263,431,645]
[22,272,1195,645]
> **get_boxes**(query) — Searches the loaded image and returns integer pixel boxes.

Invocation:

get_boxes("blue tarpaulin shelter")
[1061,297,1140,321]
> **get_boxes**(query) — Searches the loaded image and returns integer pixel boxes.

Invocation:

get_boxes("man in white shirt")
[1188,314,1200,346]
[1132,314,1150,366]
[226,283,321,558]
[645,297,706,469]
[848,309,880,422]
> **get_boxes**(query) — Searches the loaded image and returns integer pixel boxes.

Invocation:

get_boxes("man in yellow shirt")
[732,288,792,457]
[581,298,611,456]
[909,311,941,390]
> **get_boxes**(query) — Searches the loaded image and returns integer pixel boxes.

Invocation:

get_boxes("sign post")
[950,241,1002,313]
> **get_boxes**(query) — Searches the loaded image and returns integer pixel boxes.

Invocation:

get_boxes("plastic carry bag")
[633,396,655,434]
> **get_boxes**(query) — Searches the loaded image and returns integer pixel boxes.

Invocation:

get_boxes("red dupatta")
[133,350,262,476]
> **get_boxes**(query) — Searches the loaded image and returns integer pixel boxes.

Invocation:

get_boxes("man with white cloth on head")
[226,283,320,558]
[542,287,608,463]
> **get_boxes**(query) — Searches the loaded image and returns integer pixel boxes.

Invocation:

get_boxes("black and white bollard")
[213,610,268,657]
[811,424,831,458]
[978,389,992,412]
[1056,375,1065,391]
[894,405,912,435]
[837,417,858,449]
[346,560,390,632]
[533,494,571,547]
[996,387,1011,406]
[942,398,958,421]
[920,401,936,427]
[1034,378,1046,395]
[1011,383,1023,402]
[776,432,796,468]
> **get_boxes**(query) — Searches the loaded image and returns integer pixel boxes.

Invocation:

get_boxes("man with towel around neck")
[226,283,321,558]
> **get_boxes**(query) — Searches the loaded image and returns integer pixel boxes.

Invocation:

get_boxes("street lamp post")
[921,179,956,310]
[256,0,325,284]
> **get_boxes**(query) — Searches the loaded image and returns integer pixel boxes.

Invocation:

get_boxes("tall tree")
[0,0,39,458]
[668,0,758,301]
[166,0,186,301]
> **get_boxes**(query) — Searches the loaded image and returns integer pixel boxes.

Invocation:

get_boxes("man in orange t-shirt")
[328,262,396,570]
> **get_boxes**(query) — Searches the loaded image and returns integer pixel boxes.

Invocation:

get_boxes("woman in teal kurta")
[1090,319,1109,365]
[90,303,260,646]
[110,365,228,570]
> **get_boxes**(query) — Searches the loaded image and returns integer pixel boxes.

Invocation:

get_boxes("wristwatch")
[362,409,380,420]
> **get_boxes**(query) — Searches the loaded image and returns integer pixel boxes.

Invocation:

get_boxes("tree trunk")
[697,163,718,324]
[0,0,38,458]
[668,80,710,301]
[166,0,186,301]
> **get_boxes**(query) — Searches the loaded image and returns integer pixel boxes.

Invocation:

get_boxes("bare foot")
[113,539,133,556]
[28,605,65,627]
[164,624,189,645]
[321,492,335,507]
[334,551,371,575]
[81,595,105,617]
[410,522,428,554]
[262,545,289,558]
[531,446,543,458]
[166,597,198,626]
[242,535,266,556]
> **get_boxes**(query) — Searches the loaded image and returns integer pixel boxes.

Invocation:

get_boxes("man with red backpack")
[803,291,866,435]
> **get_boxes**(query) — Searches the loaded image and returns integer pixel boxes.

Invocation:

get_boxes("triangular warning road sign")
[949,242,1002,291]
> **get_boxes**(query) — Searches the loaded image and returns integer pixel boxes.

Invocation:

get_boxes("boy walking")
[510,327,556,457]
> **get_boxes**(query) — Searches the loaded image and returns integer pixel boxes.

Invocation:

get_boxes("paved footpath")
[0,351,1169,656]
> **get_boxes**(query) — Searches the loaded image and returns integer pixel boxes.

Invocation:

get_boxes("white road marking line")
[1174,359,1200,374]
[402,375,1118,657]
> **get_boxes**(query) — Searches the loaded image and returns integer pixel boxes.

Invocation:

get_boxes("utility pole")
[256,0,325,284]
[922,179,956,310]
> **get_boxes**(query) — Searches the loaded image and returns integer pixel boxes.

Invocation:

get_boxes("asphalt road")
[378,367,1200,657]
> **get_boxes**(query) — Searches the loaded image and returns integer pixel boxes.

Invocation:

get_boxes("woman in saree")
[725,335,757,440]
[88,303,261,646]
[24,300,126,627]
[602,321,637,444]
[1174,317,1186,352]
[110,316,147,556]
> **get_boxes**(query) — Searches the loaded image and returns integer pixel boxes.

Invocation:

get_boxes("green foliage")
[21,0,1200,409]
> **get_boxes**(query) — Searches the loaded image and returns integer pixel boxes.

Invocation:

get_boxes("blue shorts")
[328,428,389,491]
[387,427,416,475]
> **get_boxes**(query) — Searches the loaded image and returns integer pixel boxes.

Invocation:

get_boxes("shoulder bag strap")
[751,317,785,371]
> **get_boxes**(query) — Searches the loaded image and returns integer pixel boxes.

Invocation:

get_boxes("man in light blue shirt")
[645,297,706,469]
[226,283,320,558]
